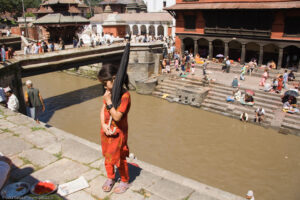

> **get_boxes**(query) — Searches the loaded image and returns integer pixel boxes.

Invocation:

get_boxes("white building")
[89,12,175,38]
[143,0,176,13]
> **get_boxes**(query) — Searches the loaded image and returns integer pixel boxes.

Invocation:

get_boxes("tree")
[0,0,41,18]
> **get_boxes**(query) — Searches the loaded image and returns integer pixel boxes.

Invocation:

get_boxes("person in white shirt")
[4,87,19,112]
[246,190,255,200]
[254,107,265,123]
[0,156,12,189]
[24,45,30,55]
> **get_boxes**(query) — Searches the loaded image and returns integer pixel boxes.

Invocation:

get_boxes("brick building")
[166,0,300,70]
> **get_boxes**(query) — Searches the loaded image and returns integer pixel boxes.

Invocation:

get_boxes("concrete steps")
[152,74,300,136]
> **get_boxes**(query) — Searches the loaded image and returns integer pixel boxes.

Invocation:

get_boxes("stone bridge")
[0,42,164,114]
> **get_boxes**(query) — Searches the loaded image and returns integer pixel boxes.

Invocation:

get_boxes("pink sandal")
[113,181,130,194]
[102,179,115,192]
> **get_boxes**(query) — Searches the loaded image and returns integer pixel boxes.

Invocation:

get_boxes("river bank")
[20,72,300,200]
[0,105,244,200]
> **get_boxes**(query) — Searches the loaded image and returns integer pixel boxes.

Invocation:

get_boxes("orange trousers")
[105,159,129,182]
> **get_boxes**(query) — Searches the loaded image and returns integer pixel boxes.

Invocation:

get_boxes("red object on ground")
[33,182,56,195]
[245,89,255,96]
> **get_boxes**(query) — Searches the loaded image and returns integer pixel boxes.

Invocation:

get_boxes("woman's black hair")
[97,63,129,90]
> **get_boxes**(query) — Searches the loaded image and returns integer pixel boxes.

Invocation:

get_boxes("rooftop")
[34,13,89,25]
[165,1,300,10]
[90,12,173,23]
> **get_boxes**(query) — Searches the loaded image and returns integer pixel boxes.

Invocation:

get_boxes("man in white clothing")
[4,87,19,112]
[246,190,255,200]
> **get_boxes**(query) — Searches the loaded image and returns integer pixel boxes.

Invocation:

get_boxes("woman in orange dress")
[98,64,131,194]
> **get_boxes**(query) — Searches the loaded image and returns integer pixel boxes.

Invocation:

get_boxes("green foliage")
[25,12,36,17]
[0,0,41,18]
[31,126,46,131]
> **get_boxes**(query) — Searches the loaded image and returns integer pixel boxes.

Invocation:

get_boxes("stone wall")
[0,62,26,114]
[127,43,163,86]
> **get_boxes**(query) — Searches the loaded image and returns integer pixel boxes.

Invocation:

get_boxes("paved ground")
[0,106,244,200]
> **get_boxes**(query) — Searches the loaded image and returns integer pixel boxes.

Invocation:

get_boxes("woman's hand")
[102,123,113,136]
[103,90,112,104]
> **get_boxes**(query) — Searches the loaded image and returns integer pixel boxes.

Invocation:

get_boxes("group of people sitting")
[227,88,255,106]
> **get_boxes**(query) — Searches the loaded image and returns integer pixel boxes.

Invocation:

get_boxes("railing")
[205,27,271,38]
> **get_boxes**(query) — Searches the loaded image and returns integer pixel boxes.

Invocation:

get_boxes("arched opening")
[228,40,242,61]
[125,25,131,35]
[132,25,138,35]
[140,25,147,35]
[197,38,209,58]
[183,37,194,54]
[245,42,259,63]
[263,44,279,67]
[283,45,300,70]
[212,39,224,58]
[157,25,164,36]
[149,25,155,36]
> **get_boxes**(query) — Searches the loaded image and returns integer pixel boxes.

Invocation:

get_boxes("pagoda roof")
[34,13,89,25]
[35,6,54,14]
[42,0,79,5]
[68,5,81,13]
[99,0,137,5]
[90,12,173,23]
[165,1,300,10]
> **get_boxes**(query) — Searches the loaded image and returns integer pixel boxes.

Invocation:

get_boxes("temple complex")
[33,0,89,43]
[166,0,300,70]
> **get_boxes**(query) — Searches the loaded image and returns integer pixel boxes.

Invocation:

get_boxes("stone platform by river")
[0,106,243,200]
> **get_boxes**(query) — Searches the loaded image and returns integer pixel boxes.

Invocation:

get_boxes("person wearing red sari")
[98,64,131,194]
[277,75,284,93]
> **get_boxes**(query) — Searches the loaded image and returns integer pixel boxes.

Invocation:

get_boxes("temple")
[166,0,300,70]
[99,0,147,13]
[33,0,90,43]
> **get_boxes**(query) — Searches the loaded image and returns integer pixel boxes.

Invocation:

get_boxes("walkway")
[0,106,244,200]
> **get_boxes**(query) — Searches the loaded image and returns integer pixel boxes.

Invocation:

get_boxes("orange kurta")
[101,91,130,167]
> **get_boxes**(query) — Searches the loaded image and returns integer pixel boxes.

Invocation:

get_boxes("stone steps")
[212,83,282,100]
[280,122,300,136]
[152,74,300,136]
[201,102,271,126]
[202,98,274,119]
[208,91,281,111]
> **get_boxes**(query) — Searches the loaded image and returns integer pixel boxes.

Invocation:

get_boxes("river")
[22,72,300,200]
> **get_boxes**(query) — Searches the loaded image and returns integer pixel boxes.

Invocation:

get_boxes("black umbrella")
[108,36,131,134]
[282,94,297,104]
[111,36,131,108]
[284,89,299,97]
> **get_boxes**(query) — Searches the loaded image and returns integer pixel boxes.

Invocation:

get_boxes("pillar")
[208,41,213,59]
[181,38,184,55]
[194,39,198,56]
[277,47,283,69]
[154,24,158,37]
[224,42,229,58]
[241,43,246,64]
[145,24,149,35]
[137,24,141,35]
[164,25,168,37]
[259,45,263,66]
[129,24,133,35]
